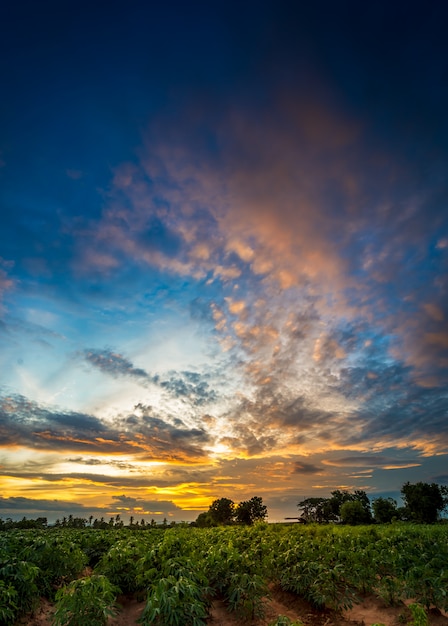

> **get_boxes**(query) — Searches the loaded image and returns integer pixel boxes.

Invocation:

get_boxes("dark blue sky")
[1,1,448,522]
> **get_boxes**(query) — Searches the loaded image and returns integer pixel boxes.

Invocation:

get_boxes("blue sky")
[1,1,448,523]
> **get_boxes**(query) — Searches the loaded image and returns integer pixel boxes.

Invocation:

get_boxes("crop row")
[1,523,448,624]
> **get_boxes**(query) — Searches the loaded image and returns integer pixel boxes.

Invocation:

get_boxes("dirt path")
[17,588,448,626]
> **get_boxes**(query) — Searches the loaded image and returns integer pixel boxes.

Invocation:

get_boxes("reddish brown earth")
[16,588,448,626]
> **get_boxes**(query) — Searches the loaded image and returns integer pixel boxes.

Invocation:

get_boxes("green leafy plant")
[95,537,148,593]
[139,575,211,626]
[0,580,18,626]
[409,603,428,626]
[227,572,267,619]
[375,575,405,606]
[0,558,40,613]
[52,574,118,626]
[24,535,87,594]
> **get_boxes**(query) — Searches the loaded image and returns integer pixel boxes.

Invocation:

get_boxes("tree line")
[297,482,448,525]
[193,496,268,527]
[1,482,446,531]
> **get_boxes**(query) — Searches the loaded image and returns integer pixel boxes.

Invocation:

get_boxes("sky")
[1,0,448,524]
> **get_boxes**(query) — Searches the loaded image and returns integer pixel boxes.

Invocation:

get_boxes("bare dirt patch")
[15,589,448,626]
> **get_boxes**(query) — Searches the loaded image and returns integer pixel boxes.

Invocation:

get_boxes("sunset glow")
[1,2,447,523]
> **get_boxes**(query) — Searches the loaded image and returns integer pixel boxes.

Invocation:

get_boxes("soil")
[16,587,448,626]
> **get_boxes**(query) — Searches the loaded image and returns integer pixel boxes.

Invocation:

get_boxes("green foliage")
[297,497,334,523]
[298,489,372,523]
[208,498,235,525]
[197,495,267,526]
[401,482,446,523]
[22,534,87,594]
[340,500,372,525]
[95,536,151,592]
[409,603,428,626]
[269,618,303,626]
[375,575,405,606]
[0,580,18,625]
[235,497,268,525]
[0,552,40,613]
[2,520,448,622]
[52,575,118,626]
[77,529,121,567]
[194,512,216,527]
[227,572,267,619]
[372,497,399,523]
[139,575,211,626]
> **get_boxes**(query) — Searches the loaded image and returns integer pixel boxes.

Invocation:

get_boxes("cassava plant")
[52,575,118,626]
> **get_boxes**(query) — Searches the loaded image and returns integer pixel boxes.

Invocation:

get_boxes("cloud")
[0,496,91,513]
[322,455,421,469]
[111,494,183,514]
[159,371,217,406]
[67,92,448,454]
[0,393,212,462]
[82,348,149,379]
[293,459,322,474]
[4,70,448,500]
[0,495,192,522]
[80,349,219,406]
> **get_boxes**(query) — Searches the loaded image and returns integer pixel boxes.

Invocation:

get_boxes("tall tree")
[208,498,235,525]
[328,489,372,522]
[297,497,334,523]
[401,482,446,523]
[340,500,371,524]
[235,496,267,525]
[372,497,398,523]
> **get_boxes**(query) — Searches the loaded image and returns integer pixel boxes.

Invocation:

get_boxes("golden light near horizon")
[1,1,448,525]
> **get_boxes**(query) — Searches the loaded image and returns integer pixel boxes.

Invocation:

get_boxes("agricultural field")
[1,523,448,626]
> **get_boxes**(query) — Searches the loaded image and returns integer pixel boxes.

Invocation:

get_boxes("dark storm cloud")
[82,348,149,379]
[0,393,212,461]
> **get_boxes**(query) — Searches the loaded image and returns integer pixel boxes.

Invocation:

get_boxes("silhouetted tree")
[208,498,235,525]
[401,482,446,523]
[235,496,267,525]
[297,497,334,523]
